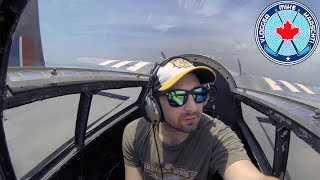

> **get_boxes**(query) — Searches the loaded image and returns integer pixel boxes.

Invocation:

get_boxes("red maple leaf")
[276,21,299,40]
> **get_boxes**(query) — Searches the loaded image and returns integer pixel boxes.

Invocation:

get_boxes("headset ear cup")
[144,94,162,124]
[204,94,209,106]
[203,84,210,106]
[204,83,218,106]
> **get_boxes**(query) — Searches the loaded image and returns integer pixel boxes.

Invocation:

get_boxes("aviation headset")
[141,56,211,124]
[141,58,169,124]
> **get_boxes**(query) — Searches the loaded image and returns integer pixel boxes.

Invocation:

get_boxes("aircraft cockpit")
[0,0,319,180]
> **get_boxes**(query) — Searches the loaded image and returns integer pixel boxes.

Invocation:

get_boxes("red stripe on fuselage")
[22,37,34,66]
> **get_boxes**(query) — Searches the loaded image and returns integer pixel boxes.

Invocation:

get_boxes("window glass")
[87,87,141,131]
[286,133,320,180]
[241,103,275,165]
[3,94,80,179]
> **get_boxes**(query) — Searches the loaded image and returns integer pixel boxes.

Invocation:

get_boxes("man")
[122,57,277,180]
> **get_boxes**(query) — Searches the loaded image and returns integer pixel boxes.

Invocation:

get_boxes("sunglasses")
[158,87,208,107]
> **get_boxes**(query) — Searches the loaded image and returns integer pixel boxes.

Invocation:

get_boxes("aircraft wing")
[77,56,320,108]
[76,57,155,75]
[234,74,320,109]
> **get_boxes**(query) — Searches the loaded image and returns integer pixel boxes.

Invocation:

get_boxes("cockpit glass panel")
[3,94,80,179]
[87,87,141,132]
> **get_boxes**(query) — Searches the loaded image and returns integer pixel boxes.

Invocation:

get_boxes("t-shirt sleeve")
[122,122,141,167]
[210,121,250,176]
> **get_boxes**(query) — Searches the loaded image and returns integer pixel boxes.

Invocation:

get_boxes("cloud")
[177,0,205,11]
[47,0,90,9]
[233,39,252,51]
[176,0,223,17]
[194,0,224,17]
[152,24,176,32]
[146,13,152,23]
[70,30,109,37]
[196,6,221,17]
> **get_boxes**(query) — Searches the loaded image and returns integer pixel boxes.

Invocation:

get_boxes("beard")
[164,111,202,133]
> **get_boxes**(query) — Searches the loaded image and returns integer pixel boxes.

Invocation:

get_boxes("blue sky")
[38,0,320,84]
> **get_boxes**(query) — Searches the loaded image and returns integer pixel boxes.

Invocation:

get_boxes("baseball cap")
[156,57,216,91]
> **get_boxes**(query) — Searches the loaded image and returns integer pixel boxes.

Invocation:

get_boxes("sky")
[38,0,320,84]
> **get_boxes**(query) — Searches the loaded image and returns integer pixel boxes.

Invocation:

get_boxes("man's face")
[158,73,204,133]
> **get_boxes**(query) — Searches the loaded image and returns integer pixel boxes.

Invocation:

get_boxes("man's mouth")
[183,116,197,123]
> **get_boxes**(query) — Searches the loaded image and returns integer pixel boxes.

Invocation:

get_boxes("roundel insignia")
[255,1,319,65]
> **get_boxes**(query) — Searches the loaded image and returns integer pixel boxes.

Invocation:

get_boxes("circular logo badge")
[255,1,319,65]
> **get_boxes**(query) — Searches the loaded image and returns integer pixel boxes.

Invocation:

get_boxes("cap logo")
[170,58,192,68]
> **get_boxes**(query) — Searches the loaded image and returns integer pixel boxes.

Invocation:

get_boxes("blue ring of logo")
[255,1,319,65]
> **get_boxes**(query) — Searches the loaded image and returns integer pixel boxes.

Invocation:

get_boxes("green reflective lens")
[168,91,186,106]
[165,87,208,107]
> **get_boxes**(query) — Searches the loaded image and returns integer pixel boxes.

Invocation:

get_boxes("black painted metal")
[233,92,320,179]
[257,118,275,150]
[268,109,320,155]
[227,97,272,174]
[237,119,273,175]
[75,92,93,147]
[3,81,146,110]
[75,91,93,179]
[233,93,320,155]
[97,91,129,101]
[272,123,290,179]
[0,1,30,179]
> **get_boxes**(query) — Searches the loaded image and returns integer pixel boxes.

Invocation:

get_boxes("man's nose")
[183,94,197,111]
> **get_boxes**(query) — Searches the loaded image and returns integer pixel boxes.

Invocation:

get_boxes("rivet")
[313,109,320,120]
[50,68,57,75]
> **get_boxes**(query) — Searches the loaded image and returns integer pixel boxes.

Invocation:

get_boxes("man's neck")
[158,122,190,146]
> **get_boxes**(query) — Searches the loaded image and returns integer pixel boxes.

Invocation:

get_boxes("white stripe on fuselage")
[111,61,132,68]
[99,60,119,66]
[279,80,300,93]
[263,77,283,91]
[295,83,315,94]
[263,77,316,94]
[127,62,150,71]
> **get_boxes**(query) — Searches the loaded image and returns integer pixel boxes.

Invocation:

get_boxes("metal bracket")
[272,122,290,179]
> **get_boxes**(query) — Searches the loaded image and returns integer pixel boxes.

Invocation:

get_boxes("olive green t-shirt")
[122,113,249,179]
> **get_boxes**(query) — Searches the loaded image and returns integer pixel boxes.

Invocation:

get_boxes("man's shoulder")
[200,113,234,136]
[200,113,227,129]
[125,117,149,128]
[125,117,142,129]
[123,117,152,136]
